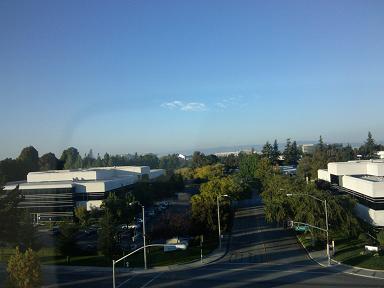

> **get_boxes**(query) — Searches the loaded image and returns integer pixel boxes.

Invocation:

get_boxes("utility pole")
[217,194,229,249]
[142,205,147,270]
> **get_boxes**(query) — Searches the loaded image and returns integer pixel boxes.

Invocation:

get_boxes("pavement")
[3,192,384,287]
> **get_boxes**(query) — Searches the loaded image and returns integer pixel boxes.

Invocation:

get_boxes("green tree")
[0,187,24,243]
[7,247,42,288]
[271,140,280,165]
[98,210,119,260]
[17,146,39,173]
[359,131,378,159]
[55,222,79,263]
[377,230,384,246]
[74,206,90,228]
[261,141,273,163]
[39,152,59,171]
[238,153,260,182]
[194,164,225,181]
[60,147,82,169]
[191,151,209,168]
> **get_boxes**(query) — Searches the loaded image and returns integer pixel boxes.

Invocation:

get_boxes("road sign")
[295,225,309,232]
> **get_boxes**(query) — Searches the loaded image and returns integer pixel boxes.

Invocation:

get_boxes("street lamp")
[129,201,147,269]
[286,193,330,266]
[217,194,229,250]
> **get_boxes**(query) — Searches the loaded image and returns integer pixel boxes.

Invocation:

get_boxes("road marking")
[198,267,331,275]
[139,272,164,288]
[117,274,139,288]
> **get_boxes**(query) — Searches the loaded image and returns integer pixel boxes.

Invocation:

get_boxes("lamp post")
[130,201,147,269]
[217,194,229,250]
[286,193,330,266]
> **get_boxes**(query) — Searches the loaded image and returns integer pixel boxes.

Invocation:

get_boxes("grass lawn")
[0,239,218,268]
[296,233,384,270]
[333,238,384,270]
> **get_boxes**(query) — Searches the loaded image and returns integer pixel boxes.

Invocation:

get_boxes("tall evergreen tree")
[272,140,280,165]
[261,141,273,162]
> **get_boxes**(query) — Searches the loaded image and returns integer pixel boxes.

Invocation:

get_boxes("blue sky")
[1,0,383,159]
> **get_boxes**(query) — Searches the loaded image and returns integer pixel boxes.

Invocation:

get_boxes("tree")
[0,187,24,243]
[74,206,90,228]
[191,151,209,168]
[159,154,183,171]
[39,152,59,171]
[359,131,378,159]
[17,211,39,250]
[7,247,42,288]
[103,153,111,166]
[272,140,280,165]
[55,222,79,263]
[261,142,273,163]
[283,139,301,165]
[377,230,384,246]
[60,147,82,169]
[318,136,325,151]
[238,153,260,183]
[194,164,225,181]
[17,146,39,172]
[98,210,119,260]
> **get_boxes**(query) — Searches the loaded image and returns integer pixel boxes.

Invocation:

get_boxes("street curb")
[295,235,384,280]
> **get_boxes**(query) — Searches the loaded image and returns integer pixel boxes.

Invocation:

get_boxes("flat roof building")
[301,144,316,155]
[318,160,384,226]
[3,166,165,222]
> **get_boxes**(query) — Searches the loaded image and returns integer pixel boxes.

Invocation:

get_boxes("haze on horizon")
[1,0,383,159]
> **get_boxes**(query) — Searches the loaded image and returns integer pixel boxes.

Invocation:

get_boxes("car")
[120,224,128,230]
[51,226,60,236]
[128,223,140,229]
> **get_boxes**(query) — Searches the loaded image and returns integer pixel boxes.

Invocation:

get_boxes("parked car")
[51,226,60,236]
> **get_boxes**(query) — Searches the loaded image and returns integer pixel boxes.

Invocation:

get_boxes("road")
[40,195,384,287]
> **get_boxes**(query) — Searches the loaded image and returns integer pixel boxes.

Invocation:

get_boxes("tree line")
[0,146,189,185]
[297,132,384,181]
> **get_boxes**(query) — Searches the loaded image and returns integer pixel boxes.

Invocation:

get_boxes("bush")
[6,247,42,288]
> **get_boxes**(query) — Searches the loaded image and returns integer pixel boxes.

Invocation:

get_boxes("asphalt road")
[40,195,384,288]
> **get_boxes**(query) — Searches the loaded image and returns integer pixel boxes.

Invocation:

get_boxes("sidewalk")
[298,239,384,280]
[147,233,230,272]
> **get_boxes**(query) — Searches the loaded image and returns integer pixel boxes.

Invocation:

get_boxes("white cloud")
[161,101,207,112]
[215,95,247,110]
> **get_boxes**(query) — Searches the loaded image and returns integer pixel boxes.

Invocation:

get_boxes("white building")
[301,144,316,154]
[318,160,384,226]
[3,166,165,222]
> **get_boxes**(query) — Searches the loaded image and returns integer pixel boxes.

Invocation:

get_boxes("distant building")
[280,166,297,176]
[177,154,187,160]
[378,151,384,159]
[214,149,256,157]
[214,151,240,157]
[301,144,316,154]
[318,160,384,226]
[3,166,165,222]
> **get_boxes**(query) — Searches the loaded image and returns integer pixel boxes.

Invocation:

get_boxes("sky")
[1,0,384,159]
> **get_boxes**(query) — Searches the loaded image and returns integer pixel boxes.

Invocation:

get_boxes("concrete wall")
[342,175,384,198]
[327,161,384,177]
[149,169,166,179]
[27,170,99,182]
[355,203,384,226]
[366,163,384,177]
[318,169,330,182]
[74,175,137,193]
[328,162,368,176]
[4,182,73,190]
